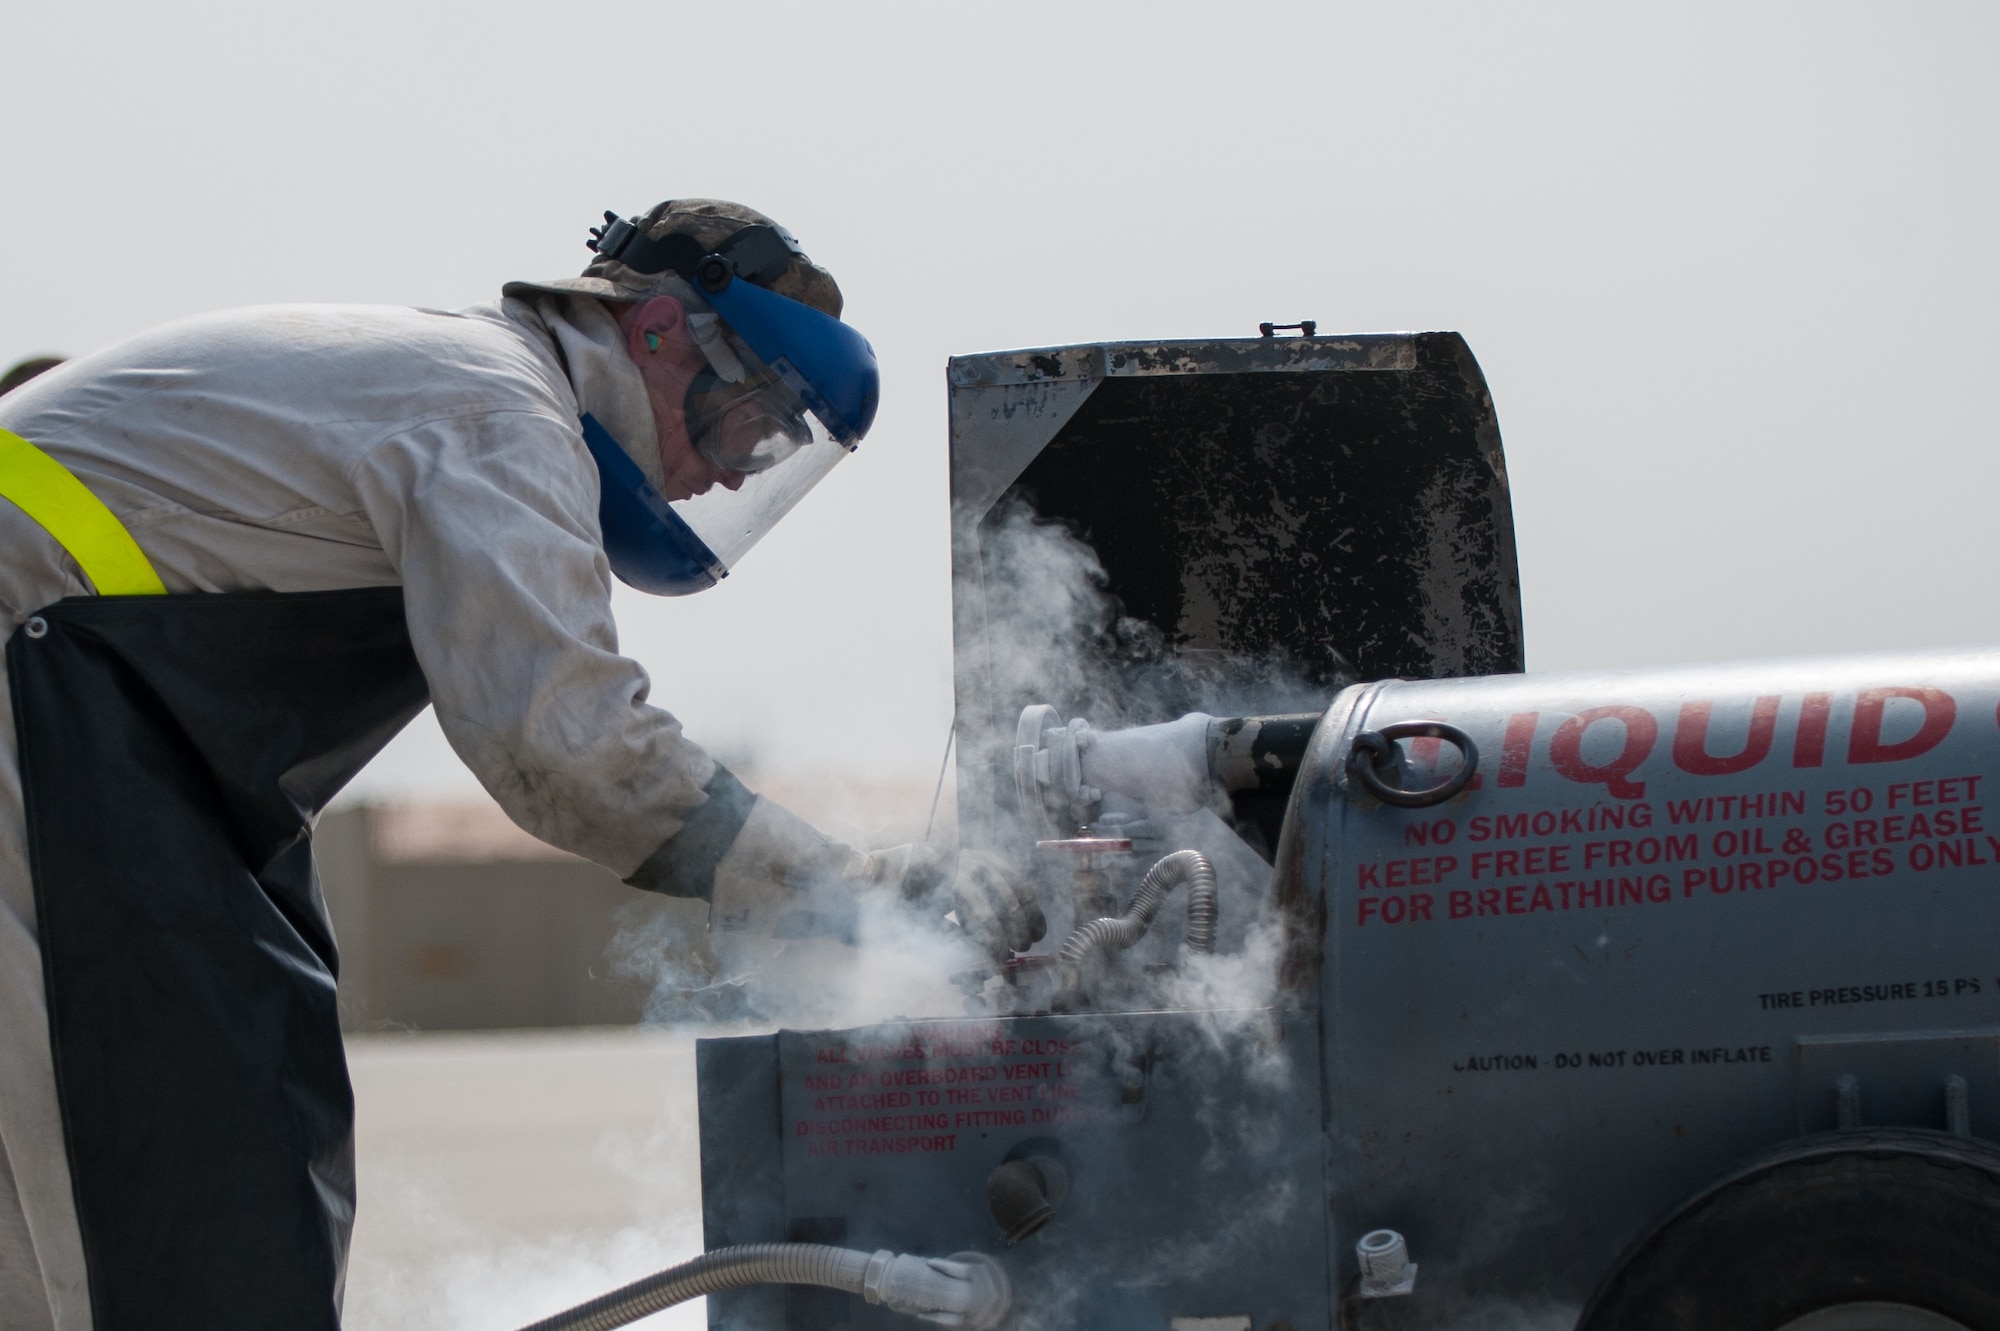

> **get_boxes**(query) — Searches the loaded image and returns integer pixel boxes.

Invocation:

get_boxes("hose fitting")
[863,1250,1011,1327]
[513,1242,1010,1331]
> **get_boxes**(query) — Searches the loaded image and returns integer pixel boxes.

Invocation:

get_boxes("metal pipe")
[512,1243,1010,1331]
[1207,713,1322,795]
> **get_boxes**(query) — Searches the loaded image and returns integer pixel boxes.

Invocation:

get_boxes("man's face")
[619,295,749,502]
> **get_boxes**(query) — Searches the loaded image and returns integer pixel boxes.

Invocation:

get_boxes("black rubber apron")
[8,587,428,1330]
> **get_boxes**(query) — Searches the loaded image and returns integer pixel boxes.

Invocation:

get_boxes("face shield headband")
[588,214,881,447]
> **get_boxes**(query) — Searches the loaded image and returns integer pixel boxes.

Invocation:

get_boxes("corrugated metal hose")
[1058,848,1218,978]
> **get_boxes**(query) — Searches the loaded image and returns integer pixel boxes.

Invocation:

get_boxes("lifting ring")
[1347,721,1480,808]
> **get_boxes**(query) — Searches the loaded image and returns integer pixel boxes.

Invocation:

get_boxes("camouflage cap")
[504,198,842,319]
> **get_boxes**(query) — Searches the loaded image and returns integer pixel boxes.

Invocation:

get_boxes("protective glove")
[866,844,1048,962]
[712,798,1046,960]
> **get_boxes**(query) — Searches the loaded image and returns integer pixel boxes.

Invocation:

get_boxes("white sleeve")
[350,408,715,875]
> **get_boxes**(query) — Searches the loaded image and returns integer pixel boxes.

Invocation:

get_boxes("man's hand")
[948,849,1048,962]
[857,844,1046,962]
[703,795,1045,959]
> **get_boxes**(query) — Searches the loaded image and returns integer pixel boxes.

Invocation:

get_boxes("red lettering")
[1550,706,1658,800]
[1794,692,1832,768]
[1402,818,1457,847]
[1369,854,1457,888]
[1498,712,1538,788]
[1673,696,1779,776]
[1849,687,1956,765]
[1539,845,1570,872]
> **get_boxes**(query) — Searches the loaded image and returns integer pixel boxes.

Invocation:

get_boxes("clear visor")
[662,304,857,577]
[667,404,850,574]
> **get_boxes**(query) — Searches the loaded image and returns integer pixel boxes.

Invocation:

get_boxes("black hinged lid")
[947,331,1522,838]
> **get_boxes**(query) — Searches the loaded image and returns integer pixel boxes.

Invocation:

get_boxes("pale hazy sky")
[6,2,1996,799]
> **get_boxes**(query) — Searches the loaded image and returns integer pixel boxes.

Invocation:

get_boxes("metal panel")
[703,1012,1329,1331]
[945,336,1418,391]
[1795,1028,2000,1136]
[700,1034,789,1331]
[948,378,1101,526]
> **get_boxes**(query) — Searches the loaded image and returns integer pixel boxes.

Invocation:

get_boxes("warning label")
[1451,1045,1774,1074]
[1354,758,1987,929]
[789,1026,1101,1157]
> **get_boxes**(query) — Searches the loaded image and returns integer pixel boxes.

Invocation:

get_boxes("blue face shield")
[577,218,880,596]
[580,412,728,594]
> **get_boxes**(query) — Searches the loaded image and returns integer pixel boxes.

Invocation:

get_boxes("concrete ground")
[344,1027,714,1331]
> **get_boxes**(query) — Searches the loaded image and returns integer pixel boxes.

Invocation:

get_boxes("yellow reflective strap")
[0,429,166,596]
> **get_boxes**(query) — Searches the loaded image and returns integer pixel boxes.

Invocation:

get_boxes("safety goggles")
[681,324,820,475]
[684,369,815,475]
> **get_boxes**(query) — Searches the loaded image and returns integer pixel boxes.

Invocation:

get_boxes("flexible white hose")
[512,1243,1010,1331]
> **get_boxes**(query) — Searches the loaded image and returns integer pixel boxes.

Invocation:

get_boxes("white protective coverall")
[0,294,731,1329]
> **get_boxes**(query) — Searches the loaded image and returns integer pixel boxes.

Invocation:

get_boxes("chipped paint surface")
[949,331,1522,842]
[947,334,1417,388]
[948,377,1103,520]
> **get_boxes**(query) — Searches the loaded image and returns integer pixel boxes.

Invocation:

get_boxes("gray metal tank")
[1294,650,2000,1324]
